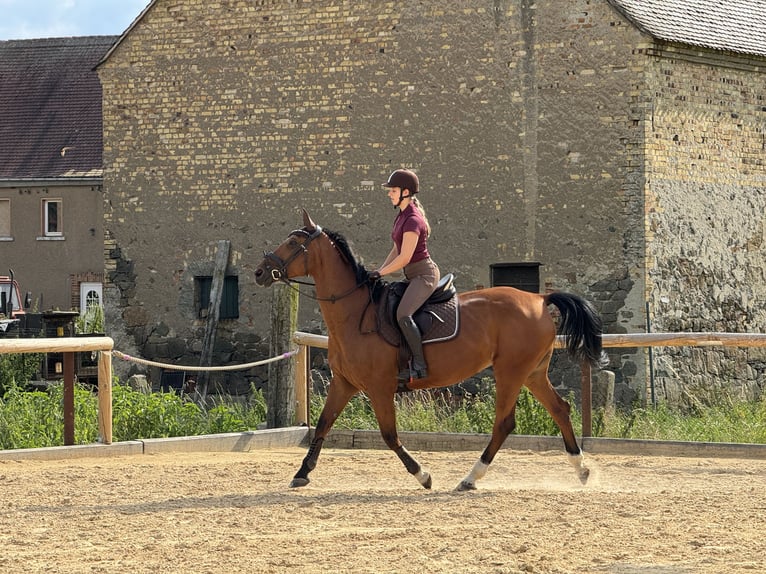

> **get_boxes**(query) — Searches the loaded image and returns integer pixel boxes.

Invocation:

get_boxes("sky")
[0,0,151,40]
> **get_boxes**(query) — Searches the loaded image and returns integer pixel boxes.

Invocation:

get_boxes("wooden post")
[580,359,592,438]
[198,240,230,399]
[294,344,309,426]
[63,352,75,445]
[267,283,298,428]
[98,350,113,444]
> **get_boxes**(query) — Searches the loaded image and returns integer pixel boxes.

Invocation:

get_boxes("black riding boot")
[397,316,428,381]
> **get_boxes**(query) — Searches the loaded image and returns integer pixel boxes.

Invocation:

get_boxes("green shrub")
[0,353,43,397]
[0,382,268,449]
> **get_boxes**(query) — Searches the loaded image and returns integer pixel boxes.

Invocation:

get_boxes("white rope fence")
[111,349,299,371]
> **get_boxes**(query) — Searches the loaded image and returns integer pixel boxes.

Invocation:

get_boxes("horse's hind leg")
[457,370,522,491]
[290,373,357,488]
[526,372,590,484]
[369,393,432,489]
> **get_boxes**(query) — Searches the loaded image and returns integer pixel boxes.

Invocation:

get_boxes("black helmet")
[382,169,419,195]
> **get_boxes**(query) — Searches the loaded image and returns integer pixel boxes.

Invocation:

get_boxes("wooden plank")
[293,330,766,350]
[0,336,114,354]
[198,240,230,398]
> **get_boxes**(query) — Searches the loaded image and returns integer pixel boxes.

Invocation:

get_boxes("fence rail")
[0,337,114,445]
[291,331,766,435]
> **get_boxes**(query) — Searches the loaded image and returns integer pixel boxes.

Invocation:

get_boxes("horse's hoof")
[455,480,476,492]
[290,477,310,488]
[421,473,432,490]
[578,467,590,485]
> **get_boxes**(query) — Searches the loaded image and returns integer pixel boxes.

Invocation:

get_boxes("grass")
[0,382,268,450]
[0,372,764,450]
[310,376,766,445]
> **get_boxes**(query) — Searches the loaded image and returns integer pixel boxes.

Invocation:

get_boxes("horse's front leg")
[291,373,357,488]
[370,393,432,489]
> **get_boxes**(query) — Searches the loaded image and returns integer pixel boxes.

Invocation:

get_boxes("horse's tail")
[545,292,609,369]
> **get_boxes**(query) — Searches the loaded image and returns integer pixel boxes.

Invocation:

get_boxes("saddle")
[375,273,460,349]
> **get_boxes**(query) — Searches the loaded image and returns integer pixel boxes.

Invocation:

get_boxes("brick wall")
[645,46,766,404]
[98,0,766,403]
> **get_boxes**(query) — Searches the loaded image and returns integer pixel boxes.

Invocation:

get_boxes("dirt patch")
[0,447,763,573]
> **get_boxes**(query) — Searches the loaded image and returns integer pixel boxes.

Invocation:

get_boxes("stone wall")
[99,0,737,401]
[645,46,766,404]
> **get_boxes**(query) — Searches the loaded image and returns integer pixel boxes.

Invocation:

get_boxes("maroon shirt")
[392,203,430,263]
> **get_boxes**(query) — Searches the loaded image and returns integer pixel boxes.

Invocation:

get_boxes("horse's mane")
[322,226,388,302]
[323,227,372,284]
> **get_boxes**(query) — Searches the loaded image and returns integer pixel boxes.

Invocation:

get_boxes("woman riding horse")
[255,210,608,491]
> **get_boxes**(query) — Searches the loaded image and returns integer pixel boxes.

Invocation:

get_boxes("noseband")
[262,225,323,282]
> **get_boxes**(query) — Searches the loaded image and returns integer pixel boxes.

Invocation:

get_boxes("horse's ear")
[302,209,316,231]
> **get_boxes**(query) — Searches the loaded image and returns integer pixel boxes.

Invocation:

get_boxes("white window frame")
[0,199,11,239]
[43,198,63,237]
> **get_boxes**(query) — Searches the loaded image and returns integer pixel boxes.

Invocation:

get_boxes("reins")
[282,276,369,303]
[263,224,370,304]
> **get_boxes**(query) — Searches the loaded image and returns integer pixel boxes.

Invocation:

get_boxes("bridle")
[261,225,368,303]
[262,225,323,283]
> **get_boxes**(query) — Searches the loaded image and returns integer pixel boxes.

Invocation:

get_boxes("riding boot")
[397,315,428,381]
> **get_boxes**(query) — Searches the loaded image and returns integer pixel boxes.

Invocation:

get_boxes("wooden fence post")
[580,360,592,438]
[294,344,309,426]
[98,350,113,444]
[267,283,298,428]
[63,352,75,445]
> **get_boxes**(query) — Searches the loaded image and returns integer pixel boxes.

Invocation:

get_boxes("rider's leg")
[396,260,440,381]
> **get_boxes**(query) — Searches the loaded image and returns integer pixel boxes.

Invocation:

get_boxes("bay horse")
[255,210,608,491]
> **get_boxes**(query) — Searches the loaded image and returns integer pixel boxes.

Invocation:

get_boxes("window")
[196,275,239,319]
[0,199,10,238]
[490,262,542,293]
[43,199,63,236]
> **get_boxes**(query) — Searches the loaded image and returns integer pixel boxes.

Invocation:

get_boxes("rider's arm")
[377,232,418,276]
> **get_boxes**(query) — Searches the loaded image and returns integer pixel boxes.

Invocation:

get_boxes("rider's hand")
[369,270,381,282]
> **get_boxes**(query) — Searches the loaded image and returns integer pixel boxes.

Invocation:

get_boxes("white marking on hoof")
[568,452,589,484]
[457,460,488,492]
[415,469,432,489]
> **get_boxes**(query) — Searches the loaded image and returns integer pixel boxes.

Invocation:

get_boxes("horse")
[255,209,608,491]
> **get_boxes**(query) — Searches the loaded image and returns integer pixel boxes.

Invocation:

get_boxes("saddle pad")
[376,294,459,347]
[422,295,459,344]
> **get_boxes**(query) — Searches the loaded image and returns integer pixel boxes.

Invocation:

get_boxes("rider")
[370,169,440,381]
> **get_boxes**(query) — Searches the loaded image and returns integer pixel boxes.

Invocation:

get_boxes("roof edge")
[96,0,159,68]
[0,178,103,188]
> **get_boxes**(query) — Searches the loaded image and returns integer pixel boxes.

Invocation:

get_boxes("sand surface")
[1,447,764,573]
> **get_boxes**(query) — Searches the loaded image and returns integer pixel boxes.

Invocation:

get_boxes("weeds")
[309,374,766,444]
[0,382,269,450]
[1,369,765,450]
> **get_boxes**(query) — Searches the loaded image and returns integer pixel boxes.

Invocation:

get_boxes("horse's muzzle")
[254,265,276,287]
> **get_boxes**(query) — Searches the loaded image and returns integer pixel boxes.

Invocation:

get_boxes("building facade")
[97,0,766,403]
[0,37,115,317]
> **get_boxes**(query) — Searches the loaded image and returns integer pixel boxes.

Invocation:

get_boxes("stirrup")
[397,364,427,384]
[396,380,412,393]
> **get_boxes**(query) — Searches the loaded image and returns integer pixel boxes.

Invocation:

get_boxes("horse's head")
[254,209,323,287]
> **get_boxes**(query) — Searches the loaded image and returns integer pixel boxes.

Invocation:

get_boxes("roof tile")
[609,0,766,57]
[0,36,117,180]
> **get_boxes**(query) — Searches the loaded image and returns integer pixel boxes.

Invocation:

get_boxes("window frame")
[0,199,11,239]
[196,275,240,320]
[42,198,63,237]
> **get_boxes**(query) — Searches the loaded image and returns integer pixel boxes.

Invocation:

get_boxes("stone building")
[97,0,766,404]
[0,36,116,318]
